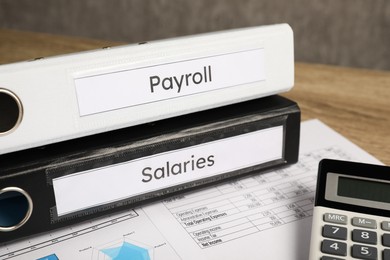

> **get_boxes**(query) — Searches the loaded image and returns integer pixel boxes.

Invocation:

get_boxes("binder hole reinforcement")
[0,187,33,232]
[0,89,23,135]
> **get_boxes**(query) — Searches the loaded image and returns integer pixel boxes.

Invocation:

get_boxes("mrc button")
[324,213,348,225]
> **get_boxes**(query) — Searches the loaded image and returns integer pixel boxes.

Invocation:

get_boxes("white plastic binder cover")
[0,23,294,154]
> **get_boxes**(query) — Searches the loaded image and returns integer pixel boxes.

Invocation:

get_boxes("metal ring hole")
[0,187,33,232]
[0,89,23,135]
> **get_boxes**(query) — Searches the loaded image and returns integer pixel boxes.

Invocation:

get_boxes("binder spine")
[48,115,285,220]
[0,95,300,244]
[0,23,294,154]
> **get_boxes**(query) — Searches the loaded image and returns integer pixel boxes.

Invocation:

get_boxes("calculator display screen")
[338,176,390,204]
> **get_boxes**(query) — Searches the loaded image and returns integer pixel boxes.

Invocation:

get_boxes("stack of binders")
[0,23,300,244]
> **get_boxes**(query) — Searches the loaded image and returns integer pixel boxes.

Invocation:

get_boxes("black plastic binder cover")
[0,95,300,243]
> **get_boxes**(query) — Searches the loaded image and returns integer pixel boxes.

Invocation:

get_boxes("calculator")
[309,159,390,260]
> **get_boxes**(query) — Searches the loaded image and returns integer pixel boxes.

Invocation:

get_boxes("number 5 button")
[352,245,377,260]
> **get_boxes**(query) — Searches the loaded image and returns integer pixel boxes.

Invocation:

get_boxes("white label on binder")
[53,125,283,216]
[74,49,265,116]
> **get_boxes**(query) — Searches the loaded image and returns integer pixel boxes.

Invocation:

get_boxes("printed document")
[0,119,382,260]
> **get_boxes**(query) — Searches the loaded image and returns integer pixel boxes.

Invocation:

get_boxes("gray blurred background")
[0,0,389,70]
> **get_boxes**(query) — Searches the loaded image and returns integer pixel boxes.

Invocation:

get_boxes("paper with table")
[0,119,382,260]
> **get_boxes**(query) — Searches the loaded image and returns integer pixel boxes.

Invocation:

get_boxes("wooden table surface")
[1,28,390,165]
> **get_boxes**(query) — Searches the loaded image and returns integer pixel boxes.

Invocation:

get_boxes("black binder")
[0,95,300,244]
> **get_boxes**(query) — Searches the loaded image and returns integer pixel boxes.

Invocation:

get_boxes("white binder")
[0,23,294,154]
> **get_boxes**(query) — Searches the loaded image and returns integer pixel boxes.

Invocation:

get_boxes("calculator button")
[321,239,347,256]
[384,249,390,260]
[383,233,390,247]
[351,244,377,259]
[382,221,390,231]
[352,217,377,229]
[321,256,345,260]
[352,229,377,244]
[322,225,347,240]
[324,213,347,225]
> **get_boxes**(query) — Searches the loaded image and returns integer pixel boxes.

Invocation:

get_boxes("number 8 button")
[352,229,377,244]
